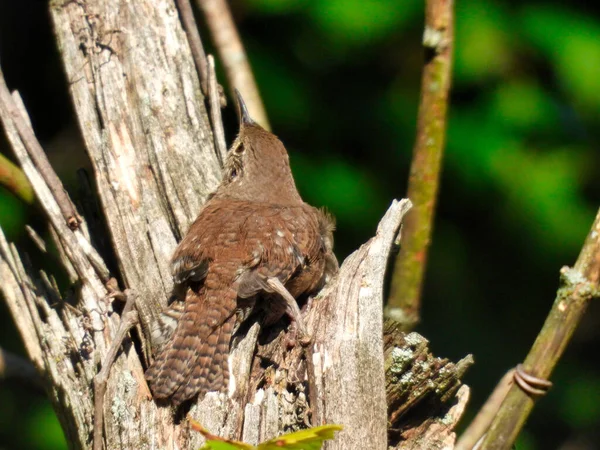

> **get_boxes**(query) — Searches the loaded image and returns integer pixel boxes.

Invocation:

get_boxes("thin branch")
[196,0,270,130]
[479,207,600,450]
[207,55,227,165]
[455,369,515,450]
[0,89,106,293]
[0,152,34,204]
[48,223,78,284]
[3,92,109,282]
[11,91,108,281]
[0,346,44,391]
[175,0,209,95]
[0,66,81,229]
[387,0,454,329]
[93,291,139,450]
[25,225,48,253]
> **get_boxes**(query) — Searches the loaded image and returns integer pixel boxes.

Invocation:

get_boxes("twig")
[387,0,454,329]
[48,223,78,284]
[25,225,47,253]
[479,207,600,450]
[0,66,81,229]
[0,86,110,283]
[0,90,104,294]
[0,153,34,204]
[455,369,514,450]
[207,55,227,165]
[0,346,44,391]
[93,290,139,450]
[73,228,111,282]
[196,0,270,130]
[0,227,44,368]
[175,0,209,95]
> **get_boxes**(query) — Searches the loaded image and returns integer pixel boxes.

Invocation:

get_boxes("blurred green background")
[1,0,600,449]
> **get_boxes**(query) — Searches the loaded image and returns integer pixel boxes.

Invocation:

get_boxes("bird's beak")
[235,89,255,126]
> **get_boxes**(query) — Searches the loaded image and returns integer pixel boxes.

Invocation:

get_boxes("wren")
[145,92,338,406]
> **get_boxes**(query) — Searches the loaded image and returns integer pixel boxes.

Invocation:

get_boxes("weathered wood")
[49,0,222,333]
[384,323,473,449]
[50,0,223,447]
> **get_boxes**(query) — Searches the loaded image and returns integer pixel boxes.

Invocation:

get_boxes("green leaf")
[0,189,27,240]
[559,372,600,428]
[200,442,252,450]
[308,0,419,51]
[245,0,309,15]
[191,418,254,450]
[454,1,512,83]
[192,416,342,450]
[257,424,343,450]
[291,154,384,227]
[521,5,600,109]
[490,80,558,131]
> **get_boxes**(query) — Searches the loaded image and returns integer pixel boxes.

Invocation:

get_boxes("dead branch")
[479,207,600,450]
[0,67,81,229]
[196,0,270,129]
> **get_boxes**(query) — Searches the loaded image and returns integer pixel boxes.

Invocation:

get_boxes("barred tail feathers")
[172,312,236,404]
[145,285,237,405]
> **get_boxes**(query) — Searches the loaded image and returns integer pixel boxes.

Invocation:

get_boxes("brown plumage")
[145,93,337,406]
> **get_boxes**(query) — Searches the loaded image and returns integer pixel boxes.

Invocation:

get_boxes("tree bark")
[0,1,471,449]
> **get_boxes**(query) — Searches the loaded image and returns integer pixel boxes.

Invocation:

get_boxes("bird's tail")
[145,284,237,406]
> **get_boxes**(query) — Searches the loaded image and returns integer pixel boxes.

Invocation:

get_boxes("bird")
[145,91,338,406]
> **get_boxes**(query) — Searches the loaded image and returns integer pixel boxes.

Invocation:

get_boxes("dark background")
[1,0,599,449]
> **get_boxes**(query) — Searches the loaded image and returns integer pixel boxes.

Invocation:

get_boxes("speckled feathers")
[145,104,337,406]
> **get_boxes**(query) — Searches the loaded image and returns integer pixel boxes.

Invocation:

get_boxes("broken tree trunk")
[0,1,471,448]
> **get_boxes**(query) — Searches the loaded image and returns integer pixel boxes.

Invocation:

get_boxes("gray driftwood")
[0,1,471,449]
